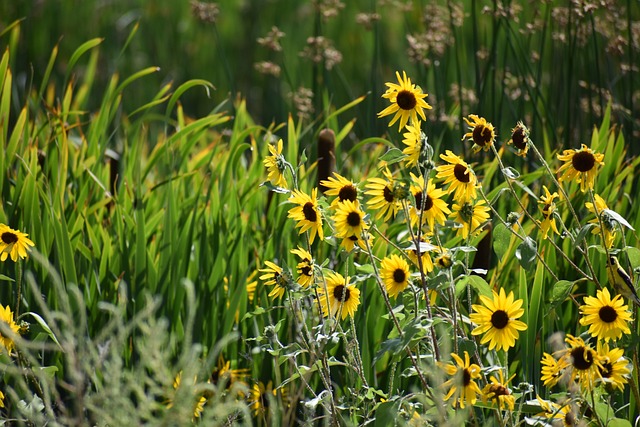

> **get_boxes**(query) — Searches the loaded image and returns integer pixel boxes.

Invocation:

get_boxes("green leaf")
[0,274,15,282]
[379,148,406,165]
[603,208,635,231]
[456,275,492,298]
[22,312,62,348]
[493,223,511,261]
[373,401,399,427]
[515,237,537,270]
[549,280,574,310]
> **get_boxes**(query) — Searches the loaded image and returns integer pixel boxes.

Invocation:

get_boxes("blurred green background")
[3,0,639,153]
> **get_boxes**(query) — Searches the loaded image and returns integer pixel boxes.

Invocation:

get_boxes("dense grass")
[1,1,640,425]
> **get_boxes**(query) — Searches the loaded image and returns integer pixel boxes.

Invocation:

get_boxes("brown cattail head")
[317,128,336,193]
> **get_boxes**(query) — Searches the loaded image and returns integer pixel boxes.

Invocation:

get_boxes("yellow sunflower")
[318,271,360,320]
[380,254,411,298]
[585,194,616,248]
[262,138,288,189]
[434,247,453,269]
[596,342,630,391]
[547,334,604,392]
[506,121,531,156]
[435,151,478,202]
[378,71,432,131]
[0,224,35,262]
[462,114,496,153]
[481,370,515,411]
[540,352,566,389]
[287,188,324,244]
[408,173,450,230]
[249,381,277,417]
[538,185,560,240]
[557,144,604,192]
[579,287,632,342]
[339,232,373,253]
[406,238,435,274]
[210,355,249,390]
[290,247,314,288]
[319,172,359,208]
[536,396,578,427]
[470,288,527,351]
[0,305,20,353]
[440,351,482,409]
[365,168,405,222]
[402,121,423,168]
[259,260,287,299]
[450,199,491,239]
[332,199,368,239]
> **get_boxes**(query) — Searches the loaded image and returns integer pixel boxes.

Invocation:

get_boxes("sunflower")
[290,247,314,288]
[365,168,405,222]
[287,188,324,244]
[259,261,287,299]
[450,199,491,239]
[435,151,478,202]
[0,224,35,262]
[540,352,566,388]
[380,254,411,298]
[378,71,432,131]
[470,288,527,351]
[585,194,616,248]
[440,351,482,409]
[549,334,604,392]
[596,342,630,391]
[434,247,453,269]
[506,121,531,156]
[168,371,207,419]
[402,121,423,168]
[210,355,249,392]
[538,185,560,240]
[339,232,373,253]
[557,144,604,192]
[482,370,515,411]
[249,381,277,417]
[406,238,435,274]
[318,271,360,320]
[579,287,632,342]
[0,305,20,353]
[319,172,359,208]
[535,396,578,427]
[408,173,450,230]
[332,199,368,239]
[263,138,288,189]
[462,114,496,153]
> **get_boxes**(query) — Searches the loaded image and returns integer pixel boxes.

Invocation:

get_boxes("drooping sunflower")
[406,238,435,274]
[596,342,630,391]
[585,194,616,248]
[290,247,314,288]
[288,188,324,244]
[557,144,604,192]
[380,254,411,298]
[0,224,35,262]
[263,138,288,189]
[378,71,432,131]
[259,261,287,299]
[440,351,482,409]
[402,121,423,168]
[450,199,491,239]
[318,271,360,320]
[339,232,373,253]
[506,121,531,156]
[481,370,515,411]
[0,305,20,353]
[538,186,560,240]
[540,352,566,389]
[462,114,496,153]
[470,288,528,351]
[408,173,450,230]
[554,335,604,392]
[332,199,368,239]
[319,172,359,208]
[435,151,478,203]
[365,168,405,222]
[579,287,631,342]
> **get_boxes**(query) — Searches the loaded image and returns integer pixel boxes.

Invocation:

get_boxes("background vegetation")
[1,0,640,425]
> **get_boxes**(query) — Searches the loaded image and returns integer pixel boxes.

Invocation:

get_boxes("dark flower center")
[598,305,618,323]
[488,384,510,398]
[453,164,471,183]
[333,284,350,302]
[472,124,492,146]
[338,185,358,202]
[414,192,434,211]
[346,211,361,227]
[572,150,596,172]
[396,90,417,111]
[490,310,510,329]
[301,264,312,276]
[511,127,527,150]
[348,235,358,241]
[383,186,395,202]
[303,202,317,222]
[1,232,18,244]
[542,203,554,218]
[462,368,472,386]
[460,203,475,223]
[393,268,406,284]
[570,347,594,370]
[599,361,613,378]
